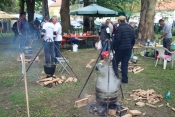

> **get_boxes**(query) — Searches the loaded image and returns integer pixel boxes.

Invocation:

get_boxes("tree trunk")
[26,0,35,22]
[42,0,50,18]
[20,0,25,13]
[60,0,70,33]
[138,0,156,42]
[83,0,92,32]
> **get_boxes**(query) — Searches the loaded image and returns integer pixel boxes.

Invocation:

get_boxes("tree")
[60,0,70,33]
[0,0,19,13]
[137,0,156,41]
[26,0,36,22]
[42,0,50,18]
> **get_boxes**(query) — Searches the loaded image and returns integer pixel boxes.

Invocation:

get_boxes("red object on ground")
[101,51,109,60]
[155,54,158,59]
[61,39,66,46]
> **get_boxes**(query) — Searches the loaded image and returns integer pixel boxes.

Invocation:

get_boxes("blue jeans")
[101,40,108,52]
[112,48,132,82]
[54,41,61,61]
[20,31,28,48]
[43,41,55,64]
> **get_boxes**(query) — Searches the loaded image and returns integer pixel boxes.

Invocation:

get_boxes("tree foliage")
[0,0,19,13]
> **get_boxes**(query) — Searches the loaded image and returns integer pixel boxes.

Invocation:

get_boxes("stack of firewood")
[128,66,144,74]
[36,75,78,87]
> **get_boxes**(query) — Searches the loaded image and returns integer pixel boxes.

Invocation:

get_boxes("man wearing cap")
[42,17,56,65]
[158,19,172,55]
[112,16,135,83]
[18,12,29,48]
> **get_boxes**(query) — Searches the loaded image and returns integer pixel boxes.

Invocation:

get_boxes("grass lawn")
[0,33,175,117]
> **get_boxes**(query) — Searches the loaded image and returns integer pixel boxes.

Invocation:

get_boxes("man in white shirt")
[52,16,62,60]
[42,17,56,64]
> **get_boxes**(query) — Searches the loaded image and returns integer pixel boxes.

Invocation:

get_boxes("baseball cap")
[118,16,126,21]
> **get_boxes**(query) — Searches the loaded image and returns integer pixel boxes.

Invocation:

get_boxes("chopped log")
[158,104,164,108]
[108,109,116,116]
[43,78,61,85]
[134,68,144,74]
[136,102,145,107]
[146,103,157,108]
[75,98,88,108]
[38,78,53,82]
[129,110,142,116]
[61,76,66,80]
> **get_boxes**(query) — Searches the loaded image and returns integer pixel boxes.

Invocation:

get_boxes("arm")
[113,27,122,50]
[158,25,169,39]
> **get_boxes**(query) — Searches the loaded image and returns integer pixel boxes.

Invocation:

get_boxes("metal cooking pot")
[95,62,120,104]
[43,64,56,75]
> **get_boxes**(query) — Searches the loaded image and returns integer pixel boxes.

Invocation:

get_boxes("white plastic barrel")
[73,44,78,52]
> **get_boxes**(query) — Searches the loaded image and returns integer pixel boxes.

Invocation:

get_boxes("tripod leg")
[120,84,124,99]
[16,45,44,86]
[78,41,108,98]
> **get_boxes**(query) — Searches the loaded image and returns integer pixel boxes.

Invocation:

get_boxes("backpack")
[12,22,17,32]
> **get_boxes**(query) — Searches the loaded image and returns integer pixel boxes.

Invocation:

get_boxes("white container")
[73,44,78,52]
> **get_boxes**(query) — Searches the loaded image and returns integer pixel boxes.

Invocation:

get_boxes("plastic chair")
[155,47,175,69]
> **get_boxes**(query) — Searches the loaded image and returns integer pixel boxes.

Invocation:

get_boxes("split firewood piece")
[134,68,144,74]
[136,102,145,107]
[86,64,92,68]
[129,110,142,116]
[41,71,45,74]
[43,78,61,85]
[38,76,47,80]
[167,103,175,112]
[75,98,88,108]
[61,76,66,80]
[158,104,164,108]
[86,59,96,68]
[38,78,53,82]
[65,77,74,82]
[108,109,116,116]
[146,103,157,108]
[72,78,78,82]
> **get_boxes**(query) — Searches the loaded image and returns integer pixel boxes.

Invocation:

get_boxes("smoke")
[96,62,120,93]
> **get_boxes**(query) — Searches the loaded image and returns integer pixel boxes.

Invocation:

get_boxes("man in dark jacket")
[112,16,135,83]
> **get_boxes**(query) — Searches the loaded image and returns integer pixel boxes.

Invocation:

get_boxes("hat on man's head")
[118,16,126,21]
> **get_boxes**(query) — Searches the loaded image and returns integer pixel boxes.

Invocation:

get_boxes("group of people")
[41,16,62,65]
[99,16,136,84]
[12,12,62,65]
[12,12,42,44]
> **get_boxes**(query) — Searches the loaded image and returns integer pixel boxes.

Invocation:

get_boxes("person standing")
[112,16,135,83]
[52,16,62,61]
[12,21,18,43]
[42,17,56,65]
[18,12,29,48]
[34,17,41,39]
[158,19,172,55]
[99,21,110,52]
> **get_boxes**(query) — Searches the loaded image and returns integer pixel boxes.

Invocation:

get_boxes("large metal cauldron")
[96,62,120,105]
[22,46,33,54]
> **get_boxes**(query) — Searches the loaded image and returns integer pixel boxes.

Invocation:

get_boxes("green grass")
[0,33,175,117]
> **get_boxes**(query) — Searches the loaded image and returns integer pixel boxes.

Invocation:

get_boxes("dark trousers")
[43,41,55,64]
[112,48,132,82]
[163,38,172,55]
[35,29,40,39]
[13,32,18,43]
[54,41,61,61]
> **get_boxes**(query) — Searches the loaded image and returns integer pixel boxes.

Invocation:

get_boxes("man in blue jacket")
[112,16,135,83]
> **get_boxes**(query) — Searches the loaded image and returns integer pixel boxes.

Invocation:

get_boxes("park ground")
[0,33,175,117]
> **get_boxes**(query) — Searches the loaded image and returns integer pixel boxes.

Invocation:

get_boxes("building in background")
[49,0,62,18]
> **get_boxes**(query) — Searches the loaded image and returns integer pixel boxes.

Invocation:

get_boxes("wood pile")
[17,56,39,63]
[36,75,78,87]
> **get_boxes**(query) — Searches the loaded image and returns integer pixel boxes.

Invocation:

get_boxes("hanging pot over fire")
[96,62,120,105]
